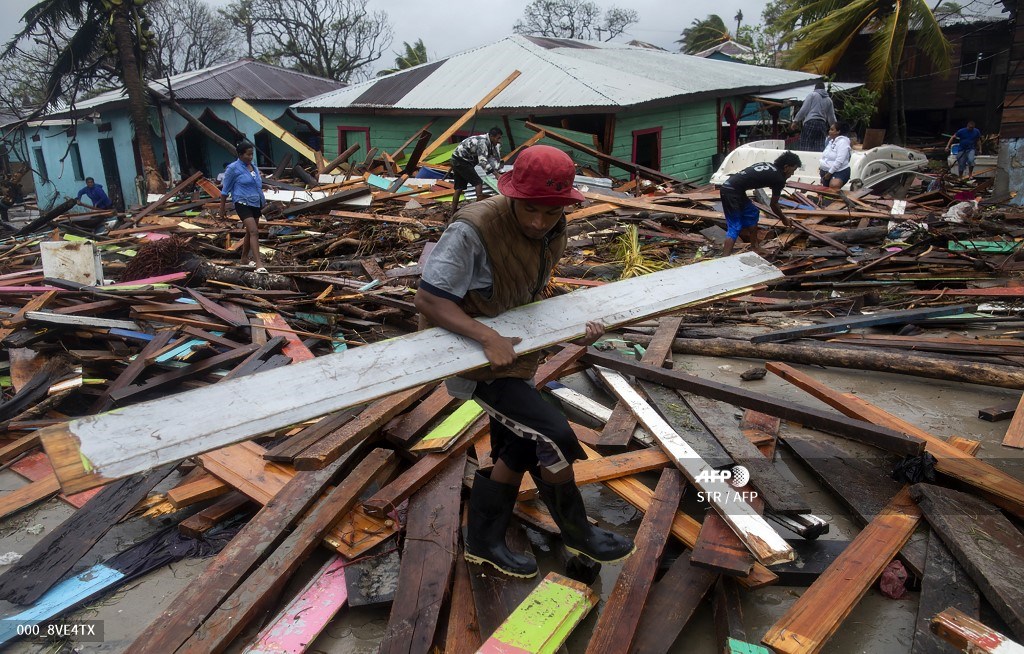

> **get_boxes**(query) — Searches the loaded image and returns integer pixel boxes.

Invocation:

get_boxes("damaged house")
[293,35,820,184]
[8,59,342,211]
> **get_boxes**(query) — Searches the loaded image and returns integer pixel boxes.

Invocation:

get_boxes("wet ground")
[0,326,1021,653]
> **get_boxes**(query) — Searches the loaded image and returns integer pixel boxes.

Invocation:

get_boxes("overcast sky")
[3,0,770,74]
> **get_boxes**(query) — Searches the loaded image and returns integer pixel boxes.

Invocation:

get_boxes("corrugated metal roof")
[295,35,819,113]
[48,59,343,117]
[352,61,446,106]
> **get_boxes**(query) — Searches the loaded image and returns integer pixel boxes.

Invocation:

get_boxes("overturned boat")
[710,139,929,193]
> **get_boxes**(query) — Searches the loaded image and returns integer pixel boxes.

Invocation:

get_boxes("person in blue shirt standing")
[76,178,113,210]
[219,140,267,274]
[946,120,983,179]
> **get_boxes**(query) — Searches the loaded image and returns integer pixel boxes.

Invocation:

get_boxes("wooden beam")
[751,305,977,343]
[600,315,681,447]
[419,71,522,161]
[379,454,464,654]
[631,550,718,654]
[0,465,172,605]
[129,171,203,224]
[294,385,433,470]
[1003,391,1024,448]
[582,350,925,456]
[127,446,367,654]
[585,468,684,653]
[930,608,1024,654]
[767,362,1024,518]
[245,555,349,654]
[912,531,981,654]
[41,252,782,494]
[230,97,318,163]
[912,483,1024,641]
[180,450,395,654]
[762,487,921,654]
[594,366,793,566]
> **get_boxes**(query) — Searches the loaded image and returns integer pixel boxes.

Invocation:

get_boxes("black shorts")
[820,167,851,185]
[235,203,263,221]
[472,377,585,475]
[451,158,483,191]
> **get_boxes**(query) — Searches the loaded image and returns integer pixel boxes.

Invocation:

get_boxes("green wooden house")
[293,35,819,183]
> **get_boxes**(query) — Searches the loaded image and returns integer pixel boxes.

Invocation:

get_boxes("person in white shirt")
[819,122,852,189]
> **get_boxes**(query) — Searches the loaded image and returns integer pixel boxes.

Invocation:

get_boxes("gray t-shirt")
[419,222,493,399]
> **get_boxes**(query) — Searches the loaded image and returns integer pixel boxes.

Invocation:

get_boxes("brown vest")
[454,196,567,381]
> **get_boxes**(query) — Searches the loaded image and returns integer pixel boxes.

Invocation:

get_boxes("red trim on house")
[630,127,662,173]
[721,103,739,152]
[336,126,371,153]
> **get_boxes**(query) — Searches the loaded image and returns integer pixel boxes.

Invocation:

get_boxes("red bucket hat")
[497,145,584,206]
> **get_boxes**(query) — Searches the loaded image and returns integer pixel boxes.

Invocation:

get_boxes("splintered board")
[477,573,597,654]
[41,252,783,494]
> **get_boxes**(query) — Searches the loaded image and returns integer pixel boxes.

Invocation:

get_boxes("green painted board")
[422,143,458,165]
[726,637,772,654]
[479,572,597,654]
[410,400,483,453]
[948,241,1020,253]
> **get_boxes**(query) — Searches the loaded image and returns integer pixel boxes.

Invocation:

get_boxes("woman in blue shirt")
[220,140,267,273]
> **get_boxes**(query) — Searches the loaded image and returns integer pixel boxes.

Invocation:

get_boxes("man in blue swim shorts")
[719,151,801,256]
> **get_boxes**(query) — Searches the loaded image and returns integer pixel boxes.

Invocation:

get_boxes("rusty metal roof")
[294,35,819,114]
[48,59,343,117]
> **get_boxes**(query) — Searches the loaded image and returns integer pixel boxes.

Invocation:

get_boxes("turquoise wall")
[612,100,719,182]
[20,101,324,211]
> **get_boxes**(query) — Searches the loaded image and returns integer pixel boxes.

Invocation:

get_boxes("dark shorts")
[451,157,483,191]
[721,190,760,240]
[235,203,263,221]
[472,377,585,475]
[820,167,851,185]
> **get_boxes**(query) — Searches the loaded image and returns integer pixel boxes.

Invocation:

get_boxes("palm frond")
[42,15,105,108]
[906,0,953,72]
[782,0,878,72]
[866,4,910,89]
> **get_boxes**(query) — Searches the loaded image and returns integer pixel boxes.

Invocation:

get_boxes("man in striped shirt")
[449,127,503,219]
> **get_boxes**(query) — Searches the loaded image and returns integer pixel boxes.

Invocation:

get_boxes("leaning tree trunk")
[110,6,165,195]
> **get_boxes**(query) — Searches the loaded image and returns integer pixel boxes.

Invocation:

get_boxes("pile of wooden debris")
[0,122,1023,653]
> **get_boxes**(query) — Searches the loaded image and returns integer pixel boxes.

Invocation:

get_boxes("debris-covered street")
[1,1,1024,652]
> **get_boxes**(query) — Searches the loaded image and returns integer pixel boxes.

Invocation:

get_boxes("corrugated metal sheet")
[295,35,818,113]
[48,60,343,116]
[523,36,598,50]
[351,61,445,106]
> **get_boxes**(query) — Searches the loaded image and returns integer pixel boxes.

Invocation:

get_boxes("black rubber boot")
[534,475,635,563]
[465,470,538,578]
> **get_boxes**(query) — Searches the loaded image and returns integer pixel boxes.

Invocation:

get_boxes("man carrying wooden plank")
[448,127,504,220]
[416,144,633,578]
[718,152,800,256]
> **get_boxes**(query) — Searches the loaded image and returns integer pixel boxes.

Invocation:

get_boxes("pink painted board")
[10,450,102,507]
[257,312,315,362]
[106,271,188,286]
[244,554,348,654]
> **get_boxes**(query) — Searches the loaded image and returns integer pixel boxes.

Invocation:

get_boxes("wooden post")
[419,70,522,161]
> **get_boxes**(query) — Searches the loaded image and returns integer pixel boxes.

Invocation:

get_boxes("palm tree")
[4,0,165,193]
[677,14,732,54]
[779,0,951,143]
[735,9,744,35]
[377,39,428,76]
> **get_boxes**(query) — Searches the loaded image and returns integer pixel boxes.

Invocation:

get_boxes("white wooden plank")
[44,253,781,487]
[593,365,794,565]
[545,383,613,422]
